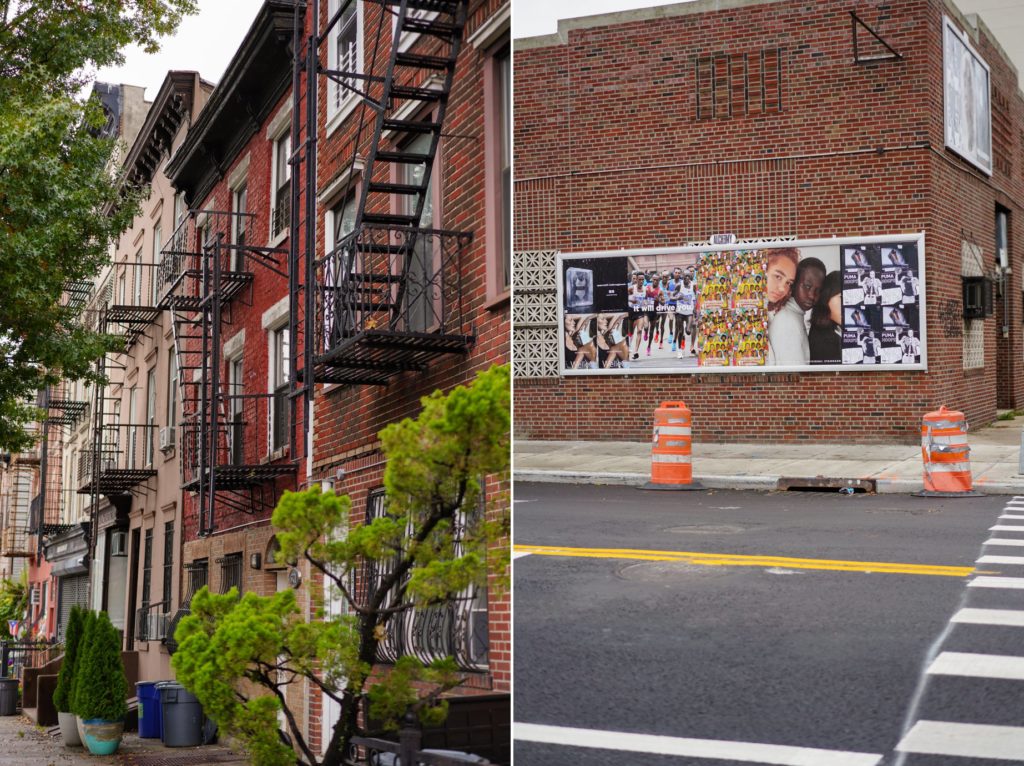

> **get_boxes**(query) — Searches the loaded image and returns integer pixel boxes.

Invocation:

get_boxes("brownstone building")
[513,0,1024,444]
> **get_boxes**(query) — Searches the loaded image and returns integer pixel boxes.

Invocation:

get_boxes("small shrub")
[71,612,127,721]
[52,606,85,714]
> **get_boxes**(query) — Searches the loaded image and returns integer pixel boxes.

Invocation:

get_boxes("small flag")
[7,620,18,637]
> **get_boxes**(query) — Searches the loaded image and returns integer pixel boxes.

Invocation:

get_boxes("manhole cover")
[664,524,751,535]
[616,561,734,582]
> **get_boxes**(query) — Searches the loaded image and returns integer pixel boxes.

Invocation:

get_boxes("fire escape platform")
[311,330,475,385]
[182,463,298,493]
[78,468,158,495]
[156,270,253,310]
[106,305,163,346]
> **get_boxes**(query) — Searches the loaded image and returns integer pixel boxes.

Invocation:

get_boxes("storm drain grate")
[119,751,248,766]
[777,476,875,493]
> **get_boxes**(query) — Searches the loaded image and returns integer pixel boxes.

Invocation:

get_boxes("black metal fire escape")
[157,210,297,536]
[300,0,475,390]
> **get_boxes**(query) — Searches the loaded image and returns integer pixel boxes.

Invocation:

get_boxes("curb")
[514,470,1024,495]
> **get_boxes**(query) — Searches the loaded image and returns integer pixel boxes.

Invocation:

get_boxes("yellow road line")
[513,544,974,577]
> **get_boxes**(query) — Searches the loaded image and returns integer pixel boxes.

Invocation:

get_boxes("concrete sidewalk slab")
[514,415,1024,495]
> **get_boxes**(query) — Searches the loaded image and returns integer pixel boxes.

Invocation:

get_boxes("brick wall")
[513,0,1024,443]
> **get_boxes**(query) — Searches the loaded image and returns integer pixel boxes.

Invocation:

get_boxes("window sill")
[263,446,290,464]
[485,290,510,311]
[268,228,288,250]
[326,98,359,138]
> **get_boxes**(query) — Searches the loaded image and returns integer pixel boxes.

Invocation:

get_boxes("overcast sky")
[92,1,265,99]
[514,0,683,39]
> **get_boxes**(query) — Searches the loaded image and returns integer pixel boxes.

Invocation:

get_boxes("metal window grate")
[218,553,243,595]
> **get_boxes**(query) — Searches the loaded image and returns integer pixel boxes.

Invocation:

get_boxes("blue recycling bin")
[136,681,163,738]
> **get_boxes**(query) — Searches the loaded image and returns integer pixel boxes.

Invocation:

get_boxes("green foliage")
[71,611,127,721]
[0,573,28,640]
[52,606,85,713]
[173,365,511,766]
[0,0,197,451]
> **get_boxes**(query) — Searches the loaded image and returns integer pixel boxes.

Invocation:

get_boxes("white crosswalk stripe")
[897,721,1024,760]
[951,608,1024,627]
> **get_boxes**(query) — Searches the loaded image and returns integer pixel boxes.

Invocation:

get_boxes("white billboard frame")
[943,15,992,176]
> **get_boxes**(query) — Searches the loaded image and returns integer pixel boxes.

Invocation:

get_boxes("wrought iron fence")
[0,641,60,680]
[314,225,471,359]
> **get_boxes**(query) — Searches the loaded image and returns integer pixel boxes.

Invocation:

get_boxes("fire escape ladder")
[309,0,474,386]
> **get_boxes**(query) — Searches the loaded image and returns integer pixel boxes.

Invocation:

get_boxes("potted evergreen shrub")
[70,610,97,746]
[71,611,128,755]
[52,606,85,746]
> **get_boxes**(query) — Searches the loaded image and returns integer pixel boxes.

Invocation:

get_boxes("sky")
[513,0,683,39]
[92,1,265,99]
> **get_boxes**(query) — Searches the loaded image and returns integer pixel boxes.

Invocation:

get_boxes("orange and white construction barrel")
[918,405,980,497]
[642,401,703,491]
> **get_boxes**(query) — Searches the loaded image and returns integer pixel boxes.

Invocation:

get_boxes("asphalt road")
[513,484,1012,766]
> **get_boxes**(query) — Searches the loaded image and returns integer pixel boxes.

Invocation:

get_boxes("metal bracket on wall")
[851,11,903,64]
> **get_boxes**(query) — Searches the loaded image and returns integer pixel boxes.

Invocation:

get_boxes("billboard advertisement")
[943,15,992,175]
[558,234,925,375]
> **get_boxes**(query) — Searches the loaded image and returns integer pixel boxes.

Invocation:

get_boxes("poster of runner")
[557,234,925,375]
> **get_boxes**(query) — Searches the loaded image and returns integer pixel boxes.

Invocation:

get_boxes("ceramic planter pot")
[81,718,124,756]
[57,711,81,746]
[75,716,85,746]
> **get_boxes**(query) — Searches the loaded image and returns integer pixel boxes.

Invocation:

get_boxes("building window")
[324,195,358,347]
[167,348,177,431]
[228,357,244,465]
[134,249,144,306]
[141,528,153,620]
[997,206,1010,272]
[367,488,488,671]
[184,559,208,609]
[270,326,290,452]
[151,223,162,304]
[231,183,248,271]
[327,0,362,125]
[271,133,291,240]
[162,520,174,609]
[219,553,243,595]
[127,386,137,469]
[485,42,511,301]
[402,131,436,332]
[145,367,156,467]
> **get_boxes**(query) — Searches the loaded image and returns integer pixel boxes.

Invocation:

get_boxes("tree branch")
[253,667,318,766]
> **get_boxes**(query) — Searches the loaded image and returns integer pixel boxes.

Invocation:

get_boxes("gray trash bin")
[0,679,17,716]
[157,682,203,747]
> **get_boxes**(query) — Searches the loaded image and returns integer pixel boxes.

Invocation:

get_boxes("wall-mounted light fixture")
[249,552,262,570]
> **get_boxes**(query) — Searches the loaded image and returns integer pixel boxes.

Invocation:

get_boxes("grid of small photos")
[840,243,921,366]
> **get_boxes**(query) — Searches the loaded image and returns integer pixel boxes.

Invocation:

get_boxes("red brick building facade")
[513,0,1024,443]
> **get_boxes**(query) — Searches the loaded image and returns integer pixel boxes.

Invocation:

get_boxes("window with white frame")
[270,326,290,453]
[271,133,291,240]
[151,223,162,304]
[402,132,436,332]
[228,357,244,465]
[145,368,157,467]
[327,0,361,124]
[134,249,144,306]
[231,183,248,271]
[392,5,438,53]
[324,195,358,348]
[497,47,510,292]
[166,348,177,432]
[127,386,137,469]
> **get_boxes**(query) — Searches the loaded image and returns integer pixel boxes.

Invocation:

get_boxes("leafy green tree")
[71,611,127,721]
[0,0,197,452]
[173,364,511,766]
[52,605,85,713]
[0,573,28,640]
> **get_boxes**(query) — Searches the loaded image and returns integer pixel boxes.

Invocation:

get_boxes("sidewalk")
[514,412,1024,494]
[0,713,249,766]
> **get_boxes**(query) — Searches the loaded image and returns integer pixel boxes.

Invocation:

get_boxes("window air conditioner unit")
[147,612,167,641]
[962,276,993,319]
[29,587,40,606]
[110,530,128,557]
[159,426,176,452]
